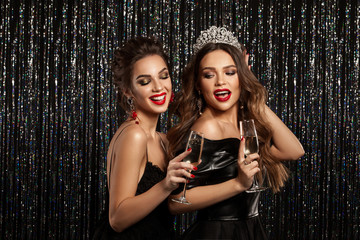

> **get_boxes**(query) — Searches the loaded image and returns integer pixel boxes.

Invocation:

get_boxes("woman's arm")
[108,126,165,232]
[169,137,260,214]
[245,51,304,160]
[108,125,193,232]
[264,105,305,161]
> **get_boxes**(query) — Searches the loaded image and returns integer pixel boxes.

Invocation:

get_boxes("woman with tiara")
[93,36,195,239]
[167,26,304,239]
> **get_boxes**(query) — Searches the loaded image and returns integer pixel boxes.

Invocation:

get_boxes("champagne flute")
[239,119,268,193]
[172,130,204,205]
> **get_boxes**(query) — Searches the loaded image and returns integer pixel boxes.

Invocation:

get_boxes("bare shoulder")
[105,124,146,189]
[191,116,223,140]
[110,124,147,154]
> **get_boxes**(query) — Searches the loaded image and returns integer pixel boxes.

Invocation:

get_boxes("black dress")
[92,127,174,240]
[93,161,174,240]
[181,137,268,240]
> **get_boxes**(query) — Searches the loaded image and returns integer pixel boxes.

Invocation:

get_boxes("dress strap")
[108,128,166,188]
[156,132,167,153]
[144,132,165,164]
[145,145,149,163]
[108,124,132,189]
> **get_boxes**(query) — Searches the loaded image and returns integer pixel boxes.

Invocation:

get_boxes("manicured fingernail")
[191,174,195,178]
[193,166,198,171]
[187,148,192,151]
[241,136,244,141]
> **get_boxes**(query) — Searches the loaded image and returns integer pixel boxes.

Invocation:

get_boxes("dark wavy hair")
[112,36,169,112]
[167,43,289,192]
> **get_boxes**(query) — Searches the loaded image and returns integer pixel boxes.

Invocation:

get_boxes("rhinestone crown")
[193,26,242,54]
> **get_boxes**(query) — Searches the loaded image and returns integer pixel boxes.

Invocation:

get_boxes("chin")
[213,104,237,112]
[154,106,169,114]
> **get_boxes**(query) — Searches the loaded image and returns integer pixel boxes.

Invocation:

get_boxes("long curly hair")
[167,43,288,192]
[112,36,169,112]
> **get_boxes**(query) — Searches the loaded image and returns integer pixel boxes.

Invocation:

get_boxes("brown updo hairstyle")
[112,36,170,112]
[167,42,289,192]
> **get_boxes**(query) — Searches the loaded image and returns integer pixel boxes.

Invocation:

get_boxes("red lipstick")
[149,92,167,105]
[213,89,231,102]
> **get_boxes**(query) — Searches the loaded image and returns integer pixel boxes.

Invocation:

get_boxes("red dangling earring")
[132,111,139,124]
[127,97,139,124]
[170,92,175,103]
[132,111,137,120]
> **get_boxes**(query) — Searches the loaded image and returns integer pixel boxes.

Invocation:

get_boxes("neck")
[131,110,160,138]
[203,104,239,126]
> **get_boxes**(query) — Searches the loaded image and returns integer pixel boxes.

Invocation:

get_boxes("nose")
[153,79,163,92]
[215,74,226,86]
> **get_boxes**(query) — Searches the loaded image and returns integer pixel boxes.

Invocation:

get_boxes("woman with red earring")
[93,37,195,239]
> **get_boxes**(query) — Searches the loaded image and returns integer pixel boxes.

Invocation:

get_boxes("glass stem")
[253,176,259,187]
[181,177,188,199]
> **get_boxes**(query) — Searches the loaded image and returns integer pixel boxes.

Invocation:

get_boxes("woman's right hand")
[243,49,251,70]
[163,150,196,192]
[237,137,260,190]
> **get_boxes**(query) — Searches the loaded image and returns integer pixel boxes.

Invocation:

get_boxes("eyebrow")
[135,67,168,80]
[201,65,237,71]
[158,67,168,73]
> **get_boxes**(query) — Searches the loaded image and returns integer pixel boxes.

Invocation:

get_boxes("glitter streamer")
[1,1,359,239]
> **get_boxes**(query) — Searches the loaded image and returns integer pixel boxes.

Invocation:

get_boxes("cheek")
[160,78,172,91]
[199,80,211,94]
[231,77,240,91]
[166,79,172,90]
[132,87,149,101]
[202,90,215,104]
[232,87,241,100]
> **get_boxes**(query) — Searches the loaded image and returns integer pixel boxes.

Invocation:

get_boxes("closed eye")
[138,78,151,86]
[160,73,170,80]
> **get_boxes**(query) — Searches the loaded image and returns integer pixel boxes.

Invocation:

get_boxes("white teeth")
[215,91,229,95]
[151,95,165,101]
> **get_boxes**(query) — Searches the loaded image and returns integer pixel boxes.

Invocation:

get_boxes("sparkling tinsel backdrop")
[1,0,359,239]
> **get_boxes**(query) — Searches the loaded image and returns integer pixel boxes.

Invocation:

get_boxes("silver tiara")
[193,26,242,54]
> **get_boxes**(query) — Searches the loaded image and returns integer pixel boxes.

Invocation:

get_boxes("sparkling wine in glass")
[171,130,204,205]
[240,119,268,193]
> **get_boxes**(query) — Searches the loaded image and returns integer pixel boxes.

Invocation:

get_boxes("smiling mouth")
[214,89,231,102]
[149,93,167,105]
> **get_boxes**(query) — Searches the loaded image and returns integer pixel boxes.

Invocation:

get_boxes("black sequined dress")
[181,137,268,240]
